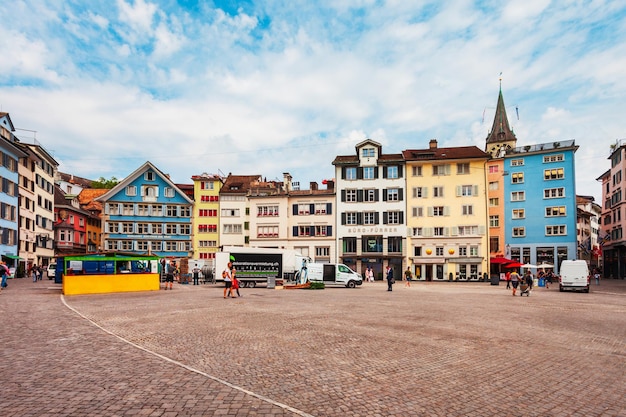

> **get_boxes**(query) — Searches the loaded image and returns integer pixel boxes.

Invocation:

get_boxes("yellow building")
[191,173,222,263]
[404,140,490,281]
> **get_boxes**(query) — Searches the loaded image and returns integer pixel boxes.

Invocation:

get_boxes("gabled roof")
[95,161,194,204]
[220,174,263,194]
[0,112,16,132]
[402,146,489,161]
[57,172,94,188]
[78,188,108,212]
[486,88,517,144]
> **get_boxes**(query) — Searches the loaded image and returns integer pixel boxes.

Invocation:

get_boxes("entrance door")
[425,265,433,281]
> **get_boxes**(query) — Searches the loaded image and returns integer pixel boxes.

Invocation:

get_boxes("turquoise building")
[504,141,578,273]
[97,161,193,258]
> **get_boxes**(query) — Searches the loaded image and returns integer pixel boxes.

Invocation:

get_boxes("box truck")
[214,246,310,287]
[559,260,590,293]
[305,262,363,288]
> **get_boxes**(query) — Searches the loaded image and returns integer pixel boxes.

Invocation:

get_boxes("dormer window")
[144,172,155,181]
[362,148,375,158]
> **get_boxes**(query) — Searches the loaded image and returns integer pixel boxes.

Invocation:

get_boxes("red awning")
[504,261,524,268]
[490,257,513,264]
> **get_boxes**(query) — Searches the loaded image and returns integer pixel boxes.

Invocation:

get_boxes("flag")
[516,106,519,120]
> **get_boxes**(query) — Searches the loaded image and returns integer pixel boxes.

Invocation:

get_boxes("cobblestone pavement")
[1,277,625,417]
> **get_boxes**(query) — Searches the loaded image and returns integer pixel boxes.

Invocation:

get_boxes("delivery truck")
[305,262,363,288]
[559,260,590,293]
[214,246,310,287]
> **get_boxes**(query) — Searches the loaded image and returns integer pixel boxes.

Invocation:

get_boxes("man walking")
[386,265,394,292]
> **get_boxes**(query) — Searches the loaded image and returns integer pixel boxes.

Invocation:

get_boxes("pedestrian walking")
[32,265,38,283]
[232,268,241,297]
[0,261,9,292]
[385,265,394,292]
[593,269,601,285]
[505,270,511,289]
[510,269,520,296]
[223,262,234,298]
[192,264,200,285]
[37,265,43,281]
[367,267,374,282]
[545,270,553,289]
[404,266,412,288]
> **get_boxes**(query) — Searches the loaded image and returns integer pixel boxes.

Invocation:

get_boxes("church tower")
[485,85,517,158]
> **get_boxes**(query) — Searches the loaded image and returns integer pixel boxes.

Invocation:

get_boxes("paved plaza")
[1,276,625,417]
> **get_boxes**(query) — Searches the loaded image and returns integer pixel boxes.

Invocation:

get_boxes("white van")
[559,260,590,293]
[305,263,363,288]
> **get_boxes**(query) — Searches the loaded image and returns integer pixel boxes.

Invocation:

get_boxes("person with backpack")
[0,261,9,292]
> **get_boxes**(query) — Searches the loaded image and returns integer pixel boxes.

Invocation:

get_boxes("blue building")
[504,141,579,272]
[0,113,28,270]
[97,161,193,258]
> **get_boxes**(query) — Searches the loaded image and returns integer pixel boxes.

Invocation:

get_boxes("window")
[386,211,401,224]
[412,207,424,217]
[166,224,177,234]
[544,168,565,180]
[363,167,375,179]
[223,224,242,234]
[412,227,423,236]
[315,203,328,214]
[346,189,357,202]
[511,172,524,184]
[546,225,566,235]
[489,237,499,253]
[433,186,444,197]
[297,204,310,215]
[314,225,330,237]
[164,187,175,197]
[469,246,478,256]
[433,164,450,176]
[544,188,565,199]
[180,206,191,217]
[346,212,357,225]
[511,191,525,201]
[364,189,377,202]
[489,198,499,207]
[488,165,499,174]
[388,237,402,253]
[151,205,163,216]
[387,166,399,179]
[457,163,470,174]
[510,159,524,166]
[343,237,357,253]
[434,227,445,236]
[221,208,239,217]
[462,205,473,215]
[122,204,134,215]
[126,185,137,196]
[137,223,149,233]
[316,247,330,257]
[345,167,357,180]
[435,247,444,256]
[362,148,375,157]
[513,227,526,237]
[412,166,422,176]
[258,205,279,216]
[144,172,155,181]
[413,187,427,198]
[459,247,467,256]
[543,154,564,163]
[489,181,499,191]
[180,224,191,235]
[387,188,399,201]
[546,206,566,217]
[152,223,163,234]
[458,226,478,235]
[108,222,120,233]
[489,215,499,227]
[297,226,311,236]
[137,204,149,215]
[512,209,525,219]
[364,212,377,225]
[362,236,382,253]
[458,185,476,196]
[166,205,177,216]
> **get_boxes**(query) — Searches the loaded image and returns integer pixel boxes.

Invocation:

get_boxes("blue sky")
[2,0,626,201]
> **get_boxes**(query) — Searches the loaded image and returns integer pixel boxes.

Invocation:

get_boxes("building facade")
[97,161,193,258]
[404,140,490,281]
[191,173,222,261]
[333,139,406,280]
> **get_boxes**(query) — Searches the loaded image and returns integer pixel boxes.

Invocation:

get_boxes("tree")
[92,176,119,189]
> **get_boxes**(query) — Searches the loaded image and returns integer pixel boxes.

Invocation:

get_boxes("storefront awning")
[3,255,22,260]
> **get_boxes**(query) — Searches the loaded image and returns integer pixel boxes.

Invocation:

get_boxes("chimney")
[326,180,334,191]
[429,139,438,149]
[310,182,318,191]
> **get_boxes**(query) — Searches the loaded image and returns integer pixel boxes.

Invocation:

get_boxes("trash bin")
[538,278,545,287]
[267,276,275,289]
[490,274,500,285]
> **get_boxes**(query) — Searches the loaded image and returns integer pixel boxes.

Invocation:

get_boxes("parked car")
[47,263,57,280]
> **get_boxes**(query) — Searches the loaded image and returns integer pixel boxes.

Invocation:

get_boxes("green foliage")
[92,176,119,189]
[307,282,325,290]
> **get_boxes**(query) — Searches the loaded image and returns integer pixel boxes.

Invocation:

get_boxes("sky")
[2,0,625,202]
